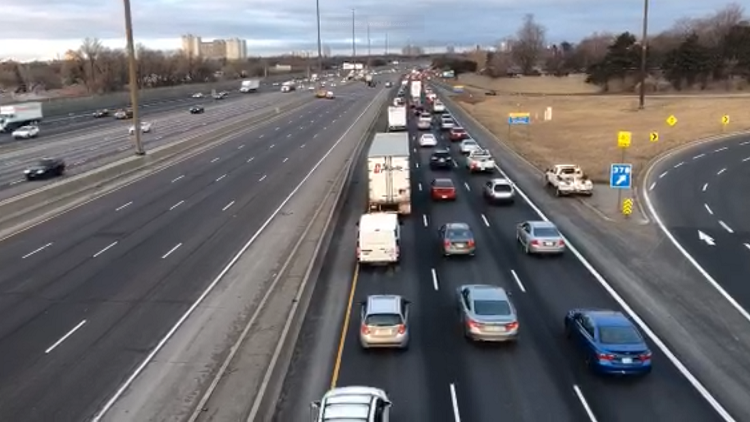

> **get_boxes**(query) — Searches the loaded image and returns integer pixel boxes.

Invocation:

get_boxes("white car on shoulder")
[129,121,152,135]
[459,138,481,154]
[419,133,438,147]
[12,125,40,139]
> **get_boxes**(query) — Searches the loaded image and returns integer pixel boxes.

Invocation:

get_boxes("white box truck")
[239,79,260,92]
[367,132,411,215]
[387,106,407,131]
[0,102,43,132]
[357,213,400,266]
[410,80,422,100]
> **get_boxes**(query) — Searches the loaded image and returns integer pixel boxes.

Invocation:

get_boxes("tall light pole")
[366,22,371,69]
[385,32,389,56]
[638,0,649,110]
[122,0,144,155]
[315,0,323,73]
[351,9,356,61]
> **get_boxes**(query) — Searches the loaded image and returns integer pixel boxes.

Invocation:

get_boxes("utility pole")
[385,32,389,56]
[638,0,649,110]
[367,23,371,69]
[122,0,144,155]
[315,0,323,74]
[351,9,356,61]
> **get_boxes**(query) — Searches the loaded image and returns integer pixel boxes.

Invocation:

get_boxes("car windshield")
[365,313,402,326]
[453,129,465,133]
[533,227,559,237]
[18,126,32,130]
[433,152,450,158]
[599,325,643,344]
[473,299,511,316]
[493,184,512,192]
[434,179,453,188]
[447,229,472,240]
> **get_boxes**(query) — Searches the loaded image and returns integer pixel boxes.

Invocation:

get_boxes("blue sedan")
[564,309,652,375]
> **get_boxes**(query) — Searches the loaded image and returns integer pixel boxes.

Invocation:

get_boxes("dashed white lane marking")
[118,146,129,151]
[169,200,184,210]
[422,214,428,227]
[674,162,684,168]
[704,204,713,215]
[648,182,656,191]
[481,214,490,227]
[238,145,244,149]
[463,182,471,191]
[718,220,734,234]
[171,175,184,183]
[714,147,728,152]
[73,160,86,166]
[740,140,750,145]
[659,171,668,178]
[22,242,53,259]
[258,175,267,182]
[573,385,598,422]
[161,243,182,259]
[93,241,118,258]
[247,157,255,163]
[418,183,423,191]
[693,153,705,160]
[215,174,226,182]
[702,183,708,191]
[510,270,526,293]
[282,157,288,163]
[9,179,23,185]
[115,201,132,211]
[449,383,462,422]
[301,144,306,148]
[431,268,439,291]
[744,243,750,251]
[45,320,87,354]
[274,127,280,131]
[717,168,726,175]
[323,126,327,130]
[222,201,235,211]
[743,157,750,162]
[313,134,318,138]
[210,157,219,163]
[260,134,265,138]
[415,162,419,168]
[287,134,291,138]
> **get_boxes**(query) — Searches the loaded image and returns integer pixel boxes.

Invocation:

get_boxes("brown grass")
[458,74,601,95]
[454,89,750,183]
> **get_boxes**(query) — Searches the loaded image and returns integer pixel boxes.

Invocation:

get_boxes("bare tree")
[574,33,613,68]
[78,37,104,92]
[512,14,546,74]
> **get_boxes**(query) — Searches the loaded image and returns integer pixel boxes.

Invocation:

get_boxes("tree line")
[432,3,750,91]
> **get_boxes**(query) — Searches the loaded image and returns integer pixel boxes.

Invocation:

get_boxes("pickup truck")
[466,149,495,173]
[544,164,594,196]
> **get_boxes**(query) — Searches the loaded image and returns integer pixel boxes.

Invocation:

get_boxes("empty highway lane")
[0,82,380,422]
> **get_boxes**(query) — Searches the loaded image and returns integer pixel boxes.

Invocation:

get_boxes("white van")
[357,213,400,266]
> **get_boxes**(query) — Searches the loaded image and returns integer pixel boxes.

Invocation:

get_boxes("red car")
[431,178,457,201]
[450,127,468,141]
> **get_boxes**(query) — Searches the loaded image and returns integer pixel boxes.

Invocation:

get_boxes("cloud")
[0,0,727,60]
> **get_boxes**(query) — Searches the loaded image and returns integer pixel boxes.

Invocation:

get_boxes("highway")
[644,136,750,313]
[276,107,725,421]
[0,90,312,200]
[0,81,383,422]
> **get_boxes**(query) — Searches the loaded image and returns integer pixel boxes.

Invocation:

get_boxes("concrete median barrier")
[0,94,315,238]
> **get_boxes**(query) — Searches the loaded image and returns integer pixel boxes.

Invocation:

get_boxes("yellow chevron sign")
[622,198,634,216]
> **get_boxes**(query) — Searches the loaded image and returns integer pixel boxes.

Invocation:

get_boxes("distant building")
[181,34,201,57]
[225,38,247,60]
[181,34,247,60]
[446,45,455,54]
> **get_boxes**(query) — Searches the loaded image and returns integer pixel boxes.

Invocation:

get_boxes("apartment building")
[180,34,247,60]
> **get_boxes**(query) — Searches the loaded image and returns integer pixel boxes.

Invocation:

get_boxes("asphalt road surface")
[644,135,750,313]
[0,82,382,422]
[275,111,725,421]
[0,90,313,200]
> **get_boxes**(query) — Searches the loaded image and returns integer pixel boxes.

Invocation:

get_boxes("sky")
[0,0,730,61]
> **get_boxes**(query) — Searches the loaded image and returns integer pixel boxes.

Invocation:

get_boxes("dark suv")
[429,149,453,170]
[24,158,66,180]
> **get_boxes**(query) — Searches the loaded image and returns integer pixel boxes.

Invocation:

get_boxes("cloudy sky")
[0,0,729,61]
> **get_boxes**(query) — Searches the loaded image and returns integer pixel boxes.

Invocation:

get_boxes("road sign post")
[721,115,730,132]
[613,131,632,212]
[507,112,531,141]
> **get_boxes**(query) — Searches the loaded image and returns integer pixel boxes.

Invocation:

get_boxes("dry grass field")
[451,78,750,183]
[458,74,601,95]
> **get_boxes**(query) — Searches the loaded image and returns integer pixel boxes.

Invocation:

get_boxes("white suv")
[311,386,392,422]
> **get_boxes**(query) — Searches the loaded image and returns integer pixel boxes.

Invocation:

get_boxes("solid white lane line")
[510,270,526,293]
[9,179,23,185]
[718,220,734,233]
[45,320,87,354]
[258,175,267,182]
[648,182,656,191]
[463,182,471,191]
[693,153,705,160]
[573,385,598,422]
[247,157,255,163]
[169,200,184,210]
[714,147,728,152]
[73,160,86,166]
[659,171,668,178]
[481,214,490,227]
[161,243,182,259]
[702,183,708,191]
[115,201,133,211]
[283,157,289,163]
[431,268,439,290]
[704,204,713,215]
[215,174,226,182]
[171,175,184,183]
[93,241,118,258]
[674,162,684,168]
[210,157,219,163]
[222,201,235,211]
[422,214,428,227]
[22,242,53,259]
[717,168,726,175]
[449,383,462,422]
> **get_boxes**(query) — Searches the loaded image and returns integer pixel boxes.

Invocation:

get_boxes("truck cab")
[311,386,392,422]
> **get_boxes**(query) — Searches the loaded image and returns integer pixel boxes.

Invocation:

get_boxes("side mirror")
[404,300,411,305]
[359,300,366,306]
[384,400,392,407]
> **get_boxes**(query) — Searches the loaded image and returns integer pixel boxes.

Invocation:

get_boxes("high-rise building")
[225,38,247,60]
[181,34,202,57]
[181,34,247,60]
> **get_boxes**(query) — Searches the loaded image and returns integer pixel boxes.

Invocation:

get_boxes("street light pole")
[351,9,356,61]
[315,0,323,73]
[122,0,144,155]
[367,23,371,69]
[638,0,649,110]
[385,32,389,56]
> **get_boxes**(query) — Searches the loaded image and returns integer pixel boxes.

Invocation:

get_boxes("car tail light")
[505,321,518,330]
[466,319,480,329]
[467,239,475,247]
[597,353,615,361]
[397,324,406,334]
[356,247,360,257]
[360,324,370,335]
[638,351,652,360]
[558,239,565,246]
[530,240,539,246]
[444,240,451,247]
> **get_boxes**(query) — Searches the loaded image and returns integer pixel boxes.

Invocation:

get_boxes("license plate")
[485,326,505,332]
[455,243,465,248]
[439,159,444,162]
[544,241,553,246]
[621,357,633,364]
[375,329,389,336]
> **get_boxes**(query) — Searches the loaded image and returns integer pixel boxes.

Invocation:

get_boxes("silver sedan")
[457,284,519,342]
[516,221,565,255]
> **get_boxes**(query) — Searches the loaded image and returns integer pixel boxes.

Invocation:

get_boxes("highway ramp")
[0,82,381,422]
[274,106,726,421]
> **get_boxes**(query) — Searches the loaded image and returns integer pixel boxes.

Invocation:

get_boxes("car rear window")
[365,313,402,326]
[599,326,643,344]
[532,227,559,237]
[433,153,450,159]
[434,179,454,187]
[447,229,472,239]
[493,184,512,193]
[473,299,511,316]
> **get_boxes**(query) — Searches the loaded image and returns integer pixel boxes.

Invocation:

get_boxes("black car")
[190,105,204,114]
[429,149,453,169]
[92,109,109,118]
[24,158,65,180]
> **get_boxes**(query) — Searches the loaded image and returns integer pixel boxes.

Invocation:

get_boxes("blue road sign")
[507,113,530,125]
[610,163,632,189]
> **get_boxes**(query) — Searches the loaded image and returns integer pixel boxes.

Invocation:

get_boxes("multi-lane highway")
[643,136,750,315]
[0,81,384,422]
[0,90,311,199]
[276,102,726,421]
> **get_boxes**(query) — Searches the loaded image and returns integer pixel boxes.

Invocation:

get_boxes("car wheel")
[555,188,561,197]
